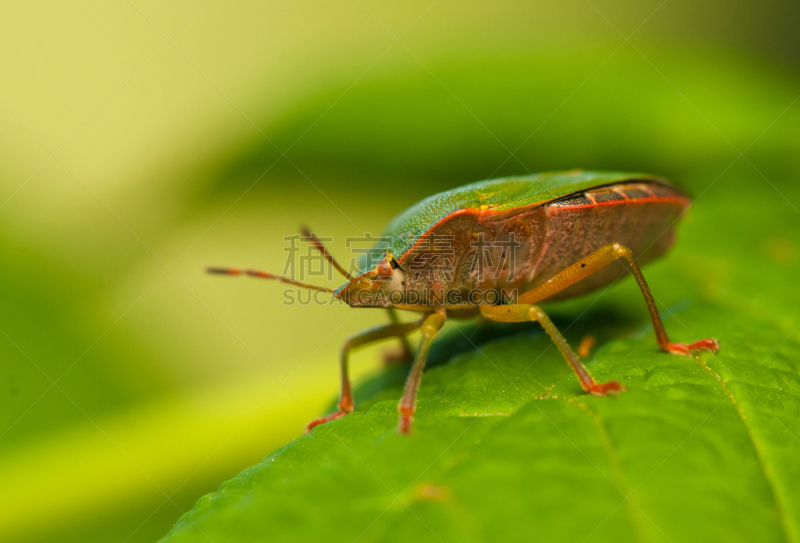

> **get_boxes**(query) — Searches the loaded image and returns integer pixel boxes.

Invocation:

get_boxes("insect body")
[210,171,719,434]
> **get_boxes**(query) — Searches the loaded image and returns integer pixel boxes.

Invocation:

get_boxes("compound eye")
[376,259,393,278]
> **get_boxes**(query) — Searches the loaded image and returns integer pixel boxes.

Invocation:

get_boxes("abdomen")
[528,181,690,301]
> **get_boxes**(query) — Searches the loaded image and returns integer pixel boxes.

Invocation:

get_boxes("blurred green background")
[0,1,798,542]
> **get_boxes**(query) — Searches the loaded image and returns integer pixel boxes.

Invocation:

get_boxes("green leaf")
[161,177,800,542]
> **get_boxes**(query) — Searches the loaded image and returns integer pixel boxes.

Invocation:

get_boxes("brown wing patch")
[590,188,626,203]
[550,181,688,210]
[550,194,594,207]
[618,186,654,200]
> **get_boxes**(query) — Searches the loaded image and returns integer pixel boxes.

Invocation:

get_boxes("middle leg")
[383,307,415,364]
[480,304,623,395]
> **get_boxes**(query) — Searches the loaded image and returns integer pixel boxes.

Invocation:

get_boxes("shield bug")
[209,170,719,435]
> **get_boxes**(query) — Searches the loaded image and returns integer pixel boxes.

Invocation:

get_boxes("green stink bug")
[209,170,720,434]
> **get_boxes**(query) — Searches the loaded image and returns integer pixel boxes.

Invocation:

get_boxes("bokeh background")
[1,1,798,542]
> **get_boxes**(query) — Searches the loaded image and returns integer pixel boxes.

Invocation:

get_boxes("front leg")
[306,317,425,432]
[398,311,447,434]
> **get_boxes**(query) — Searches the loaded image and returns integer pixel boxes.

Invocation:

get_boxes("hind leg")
[519,243,719,356]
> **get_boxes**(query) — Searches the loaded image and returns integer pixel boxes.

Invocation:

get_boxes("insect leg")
[480,304,623,396]
[383,307,414,364]
[306,317,426,432]
[518,243,719,356]
[398,312,447,435]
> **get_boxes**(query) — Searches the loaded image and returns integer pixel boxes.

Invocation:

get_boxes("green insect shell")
[350,170,670,279]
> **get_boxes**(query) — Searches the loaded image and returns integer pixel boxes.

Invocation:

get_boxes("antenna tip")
[206,267,241,275]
